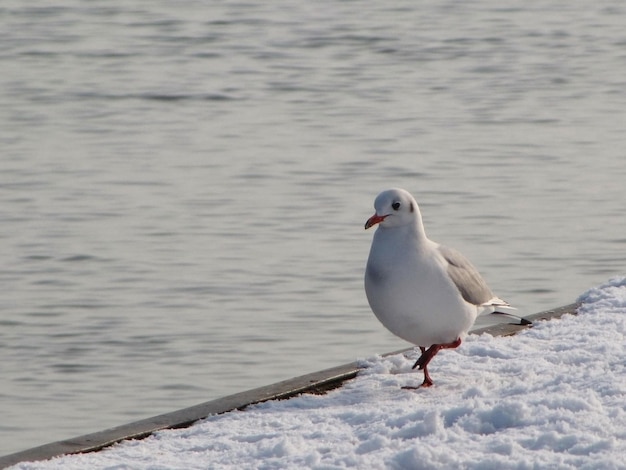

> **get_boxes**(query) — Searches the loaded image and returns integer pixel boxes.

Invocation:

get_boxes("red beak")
[365,213,387,230]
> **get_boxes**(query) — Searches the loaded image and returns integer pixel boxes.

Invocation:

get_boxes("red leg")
[411,338,462,387]
[416,347,434,387]
[421,364,434,387]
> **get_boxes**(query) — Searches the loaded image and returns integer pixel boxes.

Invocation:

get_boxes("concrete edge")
[0,302,580,468]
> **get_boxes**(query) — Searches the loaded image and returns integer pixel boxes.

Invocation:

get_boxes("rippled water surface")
[2,0,626,455]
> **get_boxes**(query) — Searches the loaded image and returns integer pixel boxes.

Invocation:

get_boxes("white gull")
[364,188,528,387]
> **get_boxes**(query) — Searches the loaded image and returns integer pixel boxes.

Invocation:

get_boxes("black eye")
[392,201,401,211]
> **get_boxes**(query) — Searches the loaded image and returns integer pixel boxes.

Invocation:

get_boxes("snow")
[12,278,626,470]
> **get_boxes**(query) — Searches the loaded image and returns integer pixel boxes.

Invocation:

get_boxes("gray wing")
[438,245,494,306]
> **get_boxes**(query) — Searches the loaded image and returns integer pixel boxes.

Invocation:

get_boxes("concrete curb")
[0,302,579,468]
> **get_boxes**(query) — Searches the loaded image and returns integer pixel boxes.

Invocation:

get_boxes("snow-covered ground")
[12,278,626,469]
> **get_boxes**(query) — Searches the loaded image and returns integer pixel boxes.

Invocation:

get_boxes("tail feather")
[491,311,533,326]
[480,297,532,326]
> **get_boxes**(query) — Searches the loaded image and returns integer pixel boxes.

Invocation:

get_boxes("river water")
[2,0,625,456]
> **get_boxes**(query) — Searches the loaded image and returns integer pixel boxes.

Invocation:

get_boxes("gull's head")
[365,188,419,230]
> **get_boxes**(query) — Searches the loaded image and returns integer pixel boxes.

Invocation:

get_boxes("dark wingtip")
[519,317,533,326]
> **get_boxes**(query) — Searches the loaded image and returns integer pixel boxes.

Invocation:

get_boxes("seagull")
[364,188,529,388]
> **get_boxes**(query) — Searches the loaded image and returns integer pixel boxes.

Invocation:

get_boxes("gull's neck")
[379,214,428,244]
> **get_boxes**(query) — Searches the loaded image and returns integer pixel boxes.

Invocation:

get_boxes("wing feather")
[438,245,494,306]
